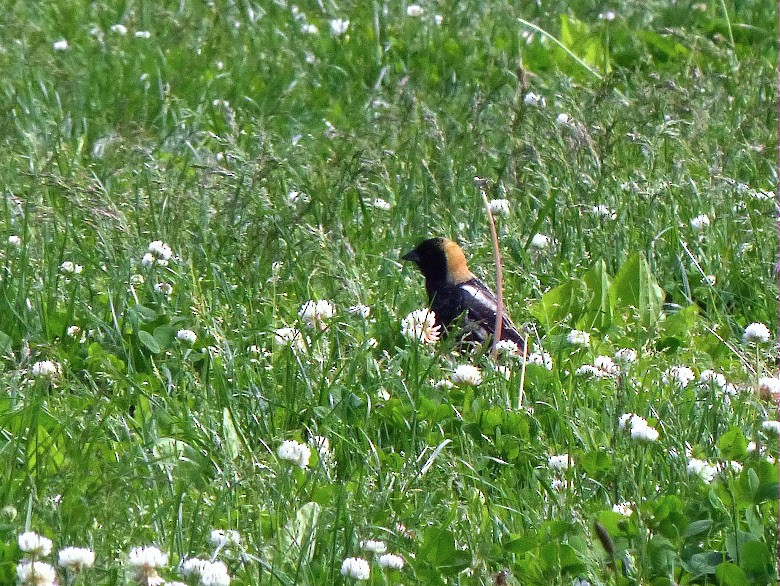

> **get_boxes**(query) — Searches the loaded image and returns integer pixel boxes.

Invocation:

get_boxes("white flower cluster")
[19,532,53,557]
[488,199,510,215]
[360,540,387,554]
[349,304,371,318]
[60,261,84,274]
[16,532,96,586]
[612,502,633,517]
[576,355,619,378]
[567,329,590,346]
[273,327,307,352]
[277,439,312,469]
[758,377,780,401]
[127,545,167,585]
[590,205,617,220]
[400,309,441,345]
[142,240,174,267]
[687,457,718,484]
[340,557,370,580]
[614,348,637,364]
[743,322,771,344]
[181,558,230,586]
[663,366,695,388]
[527,344,553,370]
[690,214,710,231]
[308,435,333,463]
[378,553,404,570]
[58,547,95,572]
[451,364,482,386]
[32,360,61,379]
[530,233,550,249]
[17,561,57,586]
[210,529,241,548]
[547,454,572,471]
[177,329,197,344]
[299,300,336,330]
[618,413,659,442]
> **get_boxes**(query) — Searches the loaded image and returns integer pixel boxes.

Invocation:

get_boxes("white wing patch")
[460,282,498,311]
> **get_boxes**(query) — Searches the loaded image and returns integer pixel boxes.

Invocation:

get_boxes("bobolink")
[402,237,526,353]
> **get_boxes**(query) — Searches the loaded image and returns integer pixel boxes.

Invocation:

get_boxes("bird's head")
[402,237,473,286]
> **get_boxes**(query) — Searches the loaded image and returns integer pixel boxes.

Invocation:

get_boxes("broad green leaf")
[581,260,612,330]
[715,562,748,586]
[609,252,664,327]
[529,279,588,332]
[717,427,748,460]
[280,502,320,563]
[138,330,162,353]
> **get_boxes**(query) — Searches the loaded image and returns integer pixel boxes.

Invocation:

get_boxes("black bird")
[402,237,526,353]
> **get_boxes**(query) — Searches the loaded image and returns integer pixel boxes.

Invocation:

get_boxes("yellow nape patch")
[443,239,474,284]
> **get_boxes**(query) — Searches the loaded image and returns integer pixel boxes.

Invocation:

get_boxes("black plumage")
[402,237,526,352]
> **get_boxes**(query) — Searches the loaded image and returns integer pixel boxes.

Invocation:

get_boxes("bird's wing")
[459,279,526,348]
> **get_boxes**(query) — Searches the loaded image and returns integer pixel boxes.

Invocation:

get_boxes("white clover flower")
[630,424,659,442]
[556,112,571,125]
[154,283,173,295]
[378,553,404,570]
[210,529,241,548]
[690,214,710,231]
[550,478,568,491]
[110,23,128,35]
[19,532,53,557]
[618,414,658,441]
[130,273,145,285]
[687,458,717,484]
[273,327,306,351]
[370,198,393,210]
[451,364,482,386]
[8,235,21,246]
[530,233,550,249]
[349,304,371,318]
[591,205,617,220]
[612,502,633,517]
[141,253,156,267]
[176,329,197,344]
[593,355,619,376]
[406,4,424,16]
[31,360,60,378]
[523,92,546,107]
[567,330,590,346]
[663,366,695,388]
[53,39,69,51]
[718,461,743,476]
[181,558,209,577]
[761,420,780,434]
[598,10,616,20]
[493,340,520,355]
[699,370,727,389]
[199,560,231,586]
[527,350,553,370]
[743,323,771,344]
[301,23,319,34]
[747,441,757,453]
[58,547,95,571]
[340,557,370,580]
[148,241,173,261]
[17,561,57,586]
[66,325,81,338]
[702,274,716,286]
[330,18,350,36]
[60,261,83,274]
[135,31,151,38]
[299,300,336,330]
[547,454,571,471]
[758,377,780,401]
[488,199,510,215]
[401,309,441,345]
[434,379,454,390]
[575,364,601,378]
[128,546,167,569]
[277,439,311,468]
[614,348,637,364]
[360,539,387,553]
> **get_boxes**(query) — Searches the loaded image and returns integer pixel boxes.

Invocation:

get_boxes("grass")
[0,0,778,585]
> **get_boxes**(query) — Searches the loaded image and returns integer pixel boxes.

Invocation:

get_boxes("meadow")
[0,0,778,584]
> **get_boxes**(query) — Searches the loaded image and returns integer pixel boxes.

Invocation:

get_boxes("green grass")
[0,0,778,584]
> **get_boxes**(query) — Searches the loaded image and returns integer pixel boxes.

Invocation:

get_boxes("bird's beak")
[401,249,420,263]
